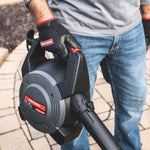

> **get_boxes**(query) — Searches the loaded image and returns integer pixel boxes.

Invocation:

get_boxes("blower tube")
[71,94,123,150]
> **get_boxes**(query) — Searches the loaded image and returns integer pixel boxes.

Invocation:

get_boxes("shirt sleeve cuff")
[141,0,150,5]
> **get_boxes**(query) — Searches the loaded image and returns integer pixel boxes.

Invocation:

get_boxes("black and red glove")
[37,18,81,58]
[142,18,150,50]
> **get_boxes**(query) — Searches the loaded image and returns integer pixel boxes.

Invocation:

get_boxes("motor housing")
[19,36,90,144]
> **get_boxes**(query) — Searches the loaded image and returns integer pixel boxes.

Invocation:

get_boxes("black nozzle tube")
[71,94,123,150]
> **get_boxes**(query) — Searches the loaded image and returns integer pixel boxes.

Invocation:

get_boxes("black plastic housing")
[19,36,90,145]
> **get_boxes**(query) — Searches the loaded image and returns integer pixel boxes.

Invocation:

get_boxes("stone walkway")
[0,40,150,150]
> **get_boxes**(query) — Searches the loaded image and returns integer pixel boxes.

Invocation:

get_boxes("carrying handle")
[26,29,35,51]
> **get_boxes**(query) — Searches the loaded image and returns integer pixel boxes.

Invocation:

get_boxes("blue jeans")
[61,22,147,150]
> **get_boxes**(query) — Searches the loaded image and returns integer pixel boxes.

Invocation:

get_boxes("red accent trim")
[37,17,55,26]
[142,17,150,20]
[35,108,45,115]
[71,48,80,53]
[40,39,54,47]
[25,95,46,111]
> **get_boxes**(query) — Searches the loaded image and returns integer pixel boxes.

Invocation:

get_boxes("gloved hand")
[142,18,150,50]
[37,18,81,58]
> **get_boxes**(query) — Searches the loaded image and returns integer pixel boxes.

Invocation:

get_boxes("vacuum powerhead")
[19,30,122,150]
[19,30,90,144]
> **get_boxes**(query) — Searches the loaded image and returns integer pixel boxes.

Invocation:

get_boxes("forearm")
[28,0,54,25]
[140,5,150,19]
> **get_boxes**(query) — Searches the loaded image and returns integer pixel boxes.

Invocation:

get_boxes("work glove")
[37,18,81,58]
[142,18,150,50]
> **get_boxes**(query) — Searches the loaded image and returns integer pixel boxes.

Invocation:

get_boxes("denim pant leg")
[101,23,147,150]
[62,22,147,150]
[61,35,112,150]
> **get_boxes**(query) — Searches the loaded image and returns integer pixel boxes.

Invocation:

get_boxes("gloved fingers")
[65,34,81,49]
[56,33,81,58]
[57,44,68,58]
[57,35,68,58]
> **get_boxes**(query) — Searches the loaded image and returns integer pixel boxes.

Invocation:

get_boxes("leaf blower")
[19,30,123,150]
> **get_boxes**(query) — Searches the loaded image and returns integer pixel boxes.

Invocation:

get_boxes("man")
[24,0,150,150]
